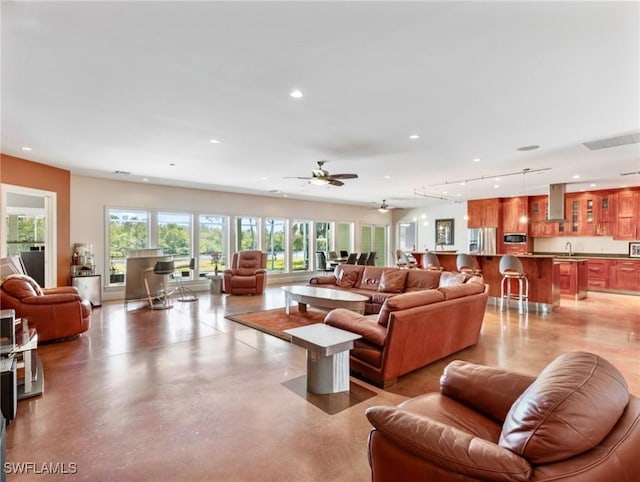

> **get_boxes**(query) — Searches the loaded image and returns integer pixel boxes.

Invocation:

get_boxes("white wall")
[394,202,469,253]
[534,236,630,255]
[70,175,394,299]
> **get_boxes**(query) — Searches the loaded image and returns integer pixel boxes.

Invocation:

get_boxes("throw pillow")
[336,269,358,288]
[499,351,629,464]
[378,269,408,293]
[439,272,467,287]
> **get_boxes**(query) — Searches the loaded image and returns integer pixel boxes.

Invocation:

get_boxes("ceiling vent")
[547,183,567,221]
[582,132,640,150]
[114,170,131,175]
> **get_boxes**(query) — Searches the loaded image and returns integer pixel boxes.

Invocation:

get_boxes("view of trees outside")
[315,221,332,255]
[264,218,286,272]
[5,214,45,255]
[108,209,149,275]
[236,217,259,251]
[158,213,192,275]
[292,220,311,271]
[199,215,228,274]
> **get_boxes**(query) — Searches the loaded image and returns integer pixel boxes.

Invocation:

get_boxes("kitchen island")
[435,252,560,312]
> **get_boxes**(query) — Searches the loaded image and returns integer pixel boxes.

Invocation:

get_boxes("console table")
[1,316,43,400]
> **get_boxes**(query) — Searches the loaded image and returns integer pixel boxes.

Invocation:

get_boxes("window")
[264,218,286,273]
[335,222,353,255]
[291,220,311,271]
[157,213,192,276]
[315,221,332,255]
[108,209,149,283]
[199,214,228,275]
[236,216,259,251]
[5,212,45,255]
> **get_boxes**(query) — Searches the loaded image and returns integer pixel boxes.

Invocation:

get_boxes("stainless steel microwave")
[504,233,527,244]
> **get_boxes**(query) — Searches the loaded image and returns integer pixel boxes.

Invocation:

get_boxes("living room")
[2,1,640,481]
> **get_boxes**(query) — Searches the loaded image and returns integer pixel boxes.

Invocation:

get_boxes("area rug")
[225,306,326,341]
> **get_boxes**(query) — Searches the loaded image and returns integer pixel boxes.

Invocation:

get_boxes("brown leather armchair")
[0,274,91,342]
[223,250,267,295]
[366,351,640,481]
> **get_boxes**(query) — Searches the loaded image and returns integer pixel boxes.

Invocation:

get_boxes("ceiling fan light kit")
[285,160,358,188]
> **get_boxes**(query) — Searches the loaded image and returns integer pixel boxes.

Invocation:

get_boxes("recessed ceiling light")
[409,134,419,140]
[459,182,466,186]
[142,178,149,182]
[384,175,390,179]
[456,193,462,197]
[209,139,220,144]
[494,184,500,189]
[290,89,304,98]
[517,145,540,151]
[443,191,448,195]
[260,176,268,181]
[494,177,501,182]
[572,174,580,179]
[590,183,596,187]
[472,158,480,162]
[21,146,32,151]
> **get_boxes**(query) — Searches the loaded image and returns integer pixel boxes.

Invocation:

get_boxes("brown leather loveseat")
[366,351,640,481]
[0,274,91,342]
[325,276,489,386]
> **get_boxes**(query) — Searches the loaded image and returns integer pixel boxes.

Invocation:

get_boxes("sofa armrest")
[22,294,83,305]
[325,309,386,346]
[309,276,337,285]
[366,406,531,482]
[440,360,536,422]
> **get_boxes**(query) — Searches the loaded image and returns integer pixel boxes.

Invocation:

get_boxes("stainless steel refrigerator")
[468,228,497,255]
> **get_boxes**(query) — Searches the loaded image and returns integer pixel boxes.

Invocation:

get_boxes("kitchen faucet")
[565,241,573,256]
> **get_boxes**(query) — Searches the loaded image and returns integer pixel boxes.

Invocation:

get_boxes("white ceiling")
[2,1,639,209]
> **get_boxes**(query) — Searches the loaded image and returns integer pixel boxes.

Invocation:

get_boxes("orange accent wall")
[1,154,71,287]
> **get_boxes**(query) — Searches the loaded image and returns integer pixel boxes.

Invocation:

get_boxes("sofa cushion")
[335,265,361,288]
[437,282,484,300]
[405,269,441,292]
[499,351,630,464]
[439,272,467,287]
[324,310,386,347]
[378,269,408,293]
[378,289,446,327]
[358,266,386,291]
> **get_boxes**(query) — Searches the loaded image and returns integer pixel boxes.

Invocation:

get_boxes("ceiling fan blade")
[329,173,358,180]
[328,179,344,187]
[620,171,640,176]
[283,176,312,180]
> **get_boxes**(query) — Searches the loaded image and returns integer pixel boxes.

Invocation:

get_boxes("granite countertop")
[434,252,638,260]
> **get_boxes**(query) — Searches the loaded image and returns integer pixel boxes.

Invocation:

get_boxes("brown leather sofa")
[366,352,640,481]
[0,274,91,342]
[223,250,268,295]
[310,264,470,314]
[324,276,488,386]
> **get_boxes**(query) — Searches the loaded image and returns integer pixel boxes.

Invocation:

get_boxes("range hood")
[547,183,568,222]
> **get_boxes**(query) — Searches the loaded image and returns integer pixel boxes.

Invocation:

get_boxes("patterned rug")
[224,306,326,341]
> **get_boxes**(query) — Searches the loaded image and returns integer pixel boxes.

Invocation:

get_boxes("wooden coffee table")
[284,323,362,394]
[282,285,368,315]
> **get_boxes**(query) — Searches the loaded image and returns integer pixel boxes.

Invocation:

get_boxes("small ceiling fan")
[371,200,395,213]
[284,160,358,187]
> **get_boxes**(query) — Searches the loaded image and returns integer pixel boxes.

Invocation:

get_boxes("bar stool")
[456,253,481,275]
[424,252,444,271]
[499,255,529,314]
[145,260,175,310]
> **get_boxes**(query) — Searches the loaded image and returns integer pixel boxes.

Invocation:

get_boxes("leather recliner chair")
[223,250,267,295]
[0,274,91,342]
[366,351,640,481]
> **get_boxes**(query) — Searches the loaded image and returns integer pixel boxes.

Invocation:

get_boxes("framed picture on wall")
[630,242,640,258]
[435,218,454,246]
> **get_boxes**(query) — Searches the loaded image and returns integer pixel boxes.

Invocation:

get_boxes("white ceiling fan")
[284,160,358,187]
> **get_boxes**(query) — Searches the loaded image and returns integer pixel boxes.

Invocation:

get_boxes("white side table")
[284,324,361,394]
[207,274,223,294]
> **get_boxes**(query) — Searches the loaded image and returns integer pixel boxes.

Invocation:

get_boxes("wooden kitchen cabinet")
[502,196,529,233]
[593,191,613,236]
[610,260,640,292]
[557,260,588,299]
[614,189,640,240]
[529,196,556,237]
[586,259,610,290]
[467,199,500,228]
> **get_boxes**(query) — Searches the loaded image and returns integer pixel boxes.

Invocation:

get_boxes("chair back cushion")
[499,351,630,464]
[0,274,42,298]
[236,250,265,276]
